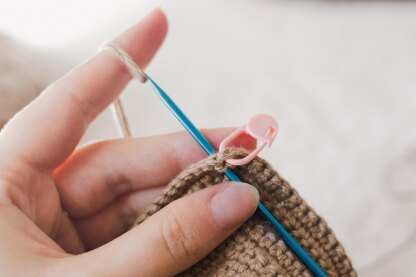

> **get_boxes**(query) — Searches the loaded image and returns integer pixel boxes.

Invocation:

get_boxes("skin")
[0,9,260,276]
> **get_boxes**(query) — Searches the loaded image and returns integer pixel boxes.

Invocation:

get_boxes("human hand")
[0,9,259,276]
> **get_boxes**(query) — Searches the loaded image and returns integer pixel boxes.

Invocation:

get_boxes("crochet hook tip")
[145,75,217,155]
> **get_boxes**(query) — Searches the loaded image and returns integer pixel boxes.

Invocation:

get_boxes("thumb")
[69,182,259,276]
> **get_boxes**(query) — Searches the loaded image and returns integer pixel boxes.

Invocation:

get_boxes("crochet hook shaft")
[146,75,327,277]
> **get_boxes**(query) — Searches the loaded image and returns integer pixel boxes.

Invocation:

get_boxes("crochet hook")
[145,75,327,277]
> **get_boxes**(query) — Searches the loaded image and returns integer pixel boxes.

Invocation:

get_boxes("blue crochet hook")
[146,75,327,277]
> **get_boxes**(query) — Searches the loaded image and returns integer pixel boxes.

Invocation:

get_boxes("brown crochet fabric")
[135,148,356,276]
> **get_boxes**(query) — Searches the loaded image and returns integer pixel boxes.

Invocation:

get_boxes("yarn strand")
[111,97,131,138]
[101,41,148,138]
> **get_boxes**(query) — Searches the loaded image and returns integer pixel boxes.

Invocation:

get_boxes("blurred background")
[1,0,416,275]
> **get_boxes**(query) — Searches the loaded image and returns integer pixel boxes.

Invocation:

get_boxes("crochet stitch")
[135,148,356,276]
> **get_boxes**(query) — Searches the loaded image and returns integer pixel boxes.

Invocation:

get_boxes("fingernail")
[210,182,259,231]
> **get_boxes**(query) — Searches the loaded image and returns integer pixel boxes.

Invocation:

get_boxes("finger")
[71,186,163,250]
[53,211,85,255]
[54,128,256,218]
[66,182,259,276]
[0,9,168,171]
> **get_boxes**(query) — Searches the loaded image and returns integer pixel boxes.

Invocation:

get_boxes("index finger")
[0,9,168,171]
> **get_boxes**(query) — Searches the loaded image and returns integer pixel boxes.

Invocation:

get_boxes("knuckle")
[0,167,27,205]
[49,79,91,123]
[0,181,14,202]
[161,209,197,266]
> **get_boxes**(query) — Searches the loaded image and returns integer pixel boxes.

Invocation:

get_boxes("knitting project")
[135,148,356,276]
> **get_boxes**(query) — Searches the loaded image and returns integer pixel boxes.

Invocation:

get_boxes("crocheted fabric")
[135,148,356,276]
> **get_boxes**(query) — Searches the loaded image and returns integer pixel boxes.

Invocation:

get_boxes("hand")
[0,9,259,276]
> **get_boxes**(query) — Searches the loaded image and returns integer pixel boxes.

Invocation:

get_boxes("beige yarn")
[111,97,132,138]
[101,41,148,138]
[135,148,356,276]
[101,41,147,83]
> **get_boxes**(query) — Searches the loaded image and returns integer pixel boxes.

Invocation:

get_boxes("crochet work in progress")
[135,148,356,276]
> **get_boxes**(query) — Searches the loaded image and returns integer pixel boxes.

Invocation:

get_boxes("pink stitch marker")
[219,114,278,166]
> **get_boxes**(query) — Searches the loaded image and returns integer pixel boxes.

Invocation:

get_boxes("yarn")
[101,41,148,138]
[101,41,147,83]
[135,148,357,276]
[111,97,132,138]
